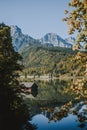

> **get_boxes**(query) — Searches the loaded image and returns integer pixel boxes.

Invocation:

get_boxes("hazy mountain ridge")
[11,25,76,51]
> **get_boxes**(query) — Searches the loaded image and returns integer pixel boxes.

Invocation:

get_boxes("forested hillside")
[19,45,79,77]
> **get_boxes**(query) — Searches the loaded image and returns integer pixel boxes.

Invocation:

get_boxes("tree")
[63,0,87,68]
[63,0,87,46]
[0,23,22,110]
[63,0,87,98]
[0,23,35,130]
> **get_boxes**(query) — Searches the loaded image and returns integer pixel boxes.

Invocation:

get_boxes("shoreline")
[19,75,84,81]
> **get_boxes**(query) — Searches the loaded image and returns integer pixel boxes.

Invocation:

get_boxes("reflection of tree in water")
[36,80,74,102]
[40,101,87,129]
[40,101,72,122]
[78,123,86,129]
[41,78,87,128]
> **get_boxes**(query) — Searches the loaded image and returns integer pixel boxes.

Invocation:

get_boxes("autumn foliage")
[63,0,87,45]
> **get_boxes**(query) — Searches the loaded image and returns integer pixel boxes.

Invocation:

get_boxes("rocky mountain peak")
[11,25,75,51]
[11,25,37,51]
[65,37,76,45]
[11,25,22,36]
[40,33,74,48]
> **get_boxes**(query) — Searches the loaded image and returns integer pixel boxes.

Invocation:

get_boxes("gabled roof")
[21,82,37,88]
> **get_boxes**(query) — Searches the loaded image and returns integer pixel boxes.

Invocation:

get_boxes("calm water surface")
[30,111,87,130]
[29,80,87,130]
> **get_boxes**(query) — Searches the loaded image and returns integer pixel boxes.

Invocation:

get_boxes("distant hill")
[19,45,77,76]
[11,25,76,51]
[20,45,85,79]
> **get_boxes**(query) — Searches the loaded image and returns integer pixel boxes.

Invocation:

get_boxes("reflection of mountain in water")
[42,111,52,119]
[41,101,87,124]
[25,79,87,130]
[30,101,87,130]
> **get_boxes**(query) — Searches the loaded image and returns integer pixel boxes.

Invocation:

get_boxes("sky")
[0,0,74,39]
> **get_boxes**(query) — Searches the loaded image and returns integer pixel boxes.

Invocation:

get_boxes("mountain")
[11,25,75,51]
[39,33,74,48]
[11,25,40,51]
[65,37,76,45]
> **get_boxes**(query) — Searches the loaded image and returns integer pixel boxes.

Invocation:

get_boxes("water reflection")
[28,79,87,130]
[30,114,80,130]
[40,101,72,122]
[30,101,87,130]
[36,79,74,104]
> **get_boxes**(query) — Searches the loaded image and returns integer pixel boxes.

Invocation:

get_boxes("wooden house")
[21,82,38,97]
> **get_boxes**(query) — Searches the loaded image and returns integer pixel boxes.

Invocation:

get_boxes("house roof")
[21,82,36,88]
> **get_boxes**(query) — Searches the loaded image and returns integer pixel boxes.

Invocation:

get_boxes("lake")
[30,114,83,130]
[29,102,87,130]
[27,79,87,130]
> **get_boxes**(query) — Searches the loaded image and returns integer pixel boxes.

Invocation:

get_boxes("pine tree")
[0,23,34,130]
